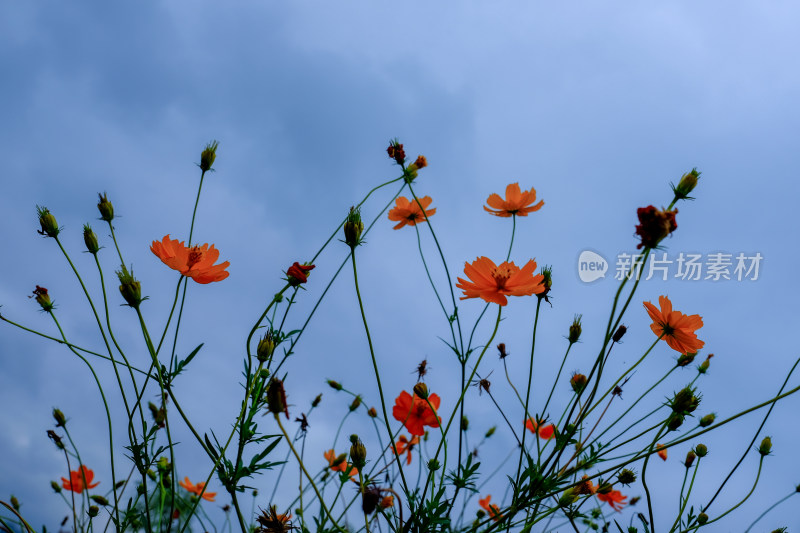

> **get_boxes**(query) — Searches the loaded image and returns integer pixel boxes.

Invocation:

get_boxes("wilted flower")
[286,262,314,286]
[635,205,677,249]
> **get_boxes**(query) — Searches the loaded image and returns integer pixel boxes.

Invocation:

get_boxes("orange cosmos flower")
[456,257,545,306]
[151,235,230,284]
[643,295,704,355]
[656,444,668,461]
[576,475,597,495]
[392,391,441,436]
[324,449,358,478]
[61,466,99,493]
[525,418,555,440]
[484,183,544,217]
[387,196,436,229]
[179,477,216,501]
[394,435,420,465]
[478,495,503,521]
[597,489,627,512]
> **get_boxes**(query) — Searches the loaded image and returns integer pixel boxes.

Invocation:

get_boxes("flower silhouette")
[643,295,704,355]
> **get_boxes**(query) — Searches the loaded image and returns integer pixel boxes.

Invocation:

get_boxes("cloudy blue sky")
[2,1,799,530]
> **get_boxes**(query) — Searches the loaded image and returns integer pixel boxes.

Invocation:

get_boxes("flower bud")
[88,505,99,518]
[10,495,19,510]
[349,396,362,412]
[671,387,700,414]
[461,415,469,431]
[698,354,714,374]
[413,382,429,399]
[427,458,440,471]
[485,426,496,438]
[257,331,276,363]
[617,469,636,486]
[51,481,62,493]
[568,315,582,344]
[117,266,143,309]
[32,286,54,312]
[695,444,708,457]
[684,450,696,468]
[699,413,715,427]
[327,380,343,391]
[47,430,65,449]
[570,373,587,394]
[350,438,367,469]
[667,413,684,432]
[90,495,109,506]
[612,325,627,343]
[343,207,364,248]
[367,407,377,418]
[53,408,67,427]
[676,352,696,367]
[259,368,270,380]
[696,513,708,525]
[672,168,700,200]
[758,436,772,456]
[537,266,553,300]
[97,193,114,222]
[37,206,60,237]
[81,224,101,255]
[267,378,289,419]
[558,488,579,507]
[312,394,323,407]
[199,140,219,172]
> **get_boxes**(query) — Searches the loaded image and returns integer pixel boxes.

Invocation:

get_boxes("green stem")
[349,250,411,495]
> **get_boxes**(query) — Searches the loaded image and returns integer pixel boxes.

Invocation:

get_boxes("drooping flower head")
[656,444,668,461]
[151,235,230,284]
[597,489,627,512]
[388,196,436,229]
[456,257,545,306]
[61,466,99,493]
[525,418,555,440]
[643,295,704,355]
[478,495,503,521]
[635,206,678,249]
[484,183,544,217]
[394,435,420,465]
[286,262,314,286]
[392,390,441,436]
[179,477,216,501]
